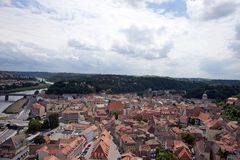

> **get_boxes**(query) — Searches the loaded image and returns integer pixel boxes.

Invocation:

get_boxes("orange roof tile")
[176,147,192,160]
[90,130,112,159]
[121,134,136,144]
[198,112,210,122]
[62,109,80,114]
[170,127,182,135]
[108,101,123,111]
[43,155,60,160]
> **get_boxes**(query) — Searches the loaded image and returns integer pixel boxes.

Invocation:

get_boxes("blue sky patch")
[147,0,187,17]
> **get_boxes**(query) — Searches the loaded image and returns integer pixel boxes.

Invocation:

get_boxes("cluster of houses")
[0,91,240,160]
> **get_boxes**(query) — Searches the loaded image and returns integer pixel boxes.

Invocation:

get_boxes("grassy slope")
[3,98,28,114]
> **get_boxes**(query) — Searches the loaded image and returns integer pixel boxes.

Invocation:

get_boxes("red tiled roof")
[176,147,192,160]
[121,134,136,144]
[43,155,60,160]
[108,101,123,111]
[198,112,210,122]
[90,130,112,159]
[121,152,140,160]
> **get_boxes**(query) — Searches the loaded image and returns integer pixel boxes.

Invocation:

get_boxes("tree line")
[46,74,240,100]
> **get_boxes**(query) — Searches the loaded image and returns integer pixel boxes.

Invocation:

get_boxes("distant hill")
[1,71,240,100]
[46,74,206,95]
[177,78,240,86]
[0,71,36,80]
[45,73,240,100]
[0,71,54,79]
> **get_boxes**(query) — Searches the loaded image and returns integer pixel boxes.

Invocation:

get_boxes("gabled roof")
[175,147,192,160]
[108,101,123,110]
[198,112,210,122]
[139,144,151,151]
[170,127,182,135]
[0,134,25,150]
[60,136,86,155]
[121,134,136,145]
[62,109,80,114]
[90,130,112,159]
[195,140,213,153]
[206,118,225,129]
[145,139,160,146]
[37,136,86,157]
[121,152,142,160]
[186,107,204,117]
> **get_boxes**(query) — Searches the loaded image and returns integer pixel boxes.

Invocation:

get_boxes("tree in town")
[48,113,59,129]
[156,147,161,157]
[155,146,176,160]
[27,119,42,133]
[34,135,46,144]
[113,111,120,120]
[41,119,50,129]
[156,151,176,160]
[181,132,196,146]
[218,148,229,160]
[189,118,196,125]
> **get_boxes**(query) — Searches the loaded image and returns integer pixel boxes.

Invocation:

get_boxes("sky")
[0,0,240,79]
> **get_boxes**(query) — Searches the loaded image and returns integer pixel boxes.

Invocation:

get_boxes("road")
[17,96,36,120]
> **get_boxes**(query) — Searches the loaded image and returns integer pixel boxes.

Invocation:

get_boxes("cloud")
[203,1,237,20]
[0,41,53,71]
[200,58,240,79]
[0,0,55,14]
[229,42,240,58]
[111,25,173,60]
[114,0,172,8]
[186,0,239,21]
[68,39,100,51]
[0,0,239,79]
[121,25,155,45]
[112,41,173,60]
[235,24,240,40]
[229,24,240,58]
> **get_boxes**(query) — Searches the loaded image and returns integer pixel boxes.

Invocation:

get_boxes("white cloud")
[0,0,239,79]
[186,0,240,21]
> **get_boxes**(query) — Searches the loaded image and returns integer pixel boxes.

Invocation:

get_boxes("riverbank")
[3,98,28,114]
[3,83,50,93]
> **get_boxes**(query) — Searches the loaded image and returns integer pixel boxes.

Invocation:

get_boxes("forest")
[46,74,240,100]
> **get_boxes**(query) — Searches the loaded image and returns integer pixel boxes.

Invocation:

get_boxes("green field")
[3,98,28,114]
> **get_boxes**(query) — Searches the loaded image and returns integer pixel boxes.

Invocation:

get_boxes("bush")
[48,113,59,129]
[34,135,46,144]
[181,133,196,145]
[27,119,42,133]
[156,151,176,160]
[42,119,50,129]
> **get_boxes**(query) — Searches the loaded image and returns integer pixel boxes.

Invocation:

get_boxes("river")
[0,89,47,117]
[0,78,53,117]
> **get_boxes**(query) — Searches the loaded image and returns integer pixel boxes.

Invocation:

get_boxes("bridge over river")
[0,93,33,101]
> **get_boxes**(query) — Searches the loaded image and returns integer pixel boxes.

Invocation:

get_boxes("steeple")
[202,92,208,111]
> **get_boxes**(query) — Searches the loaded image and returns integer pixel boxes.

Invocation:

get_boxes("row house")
[37,136,87,160]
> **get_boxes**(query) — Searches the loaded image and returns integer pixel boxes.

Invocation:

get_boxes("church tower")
[202,92,208,111]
